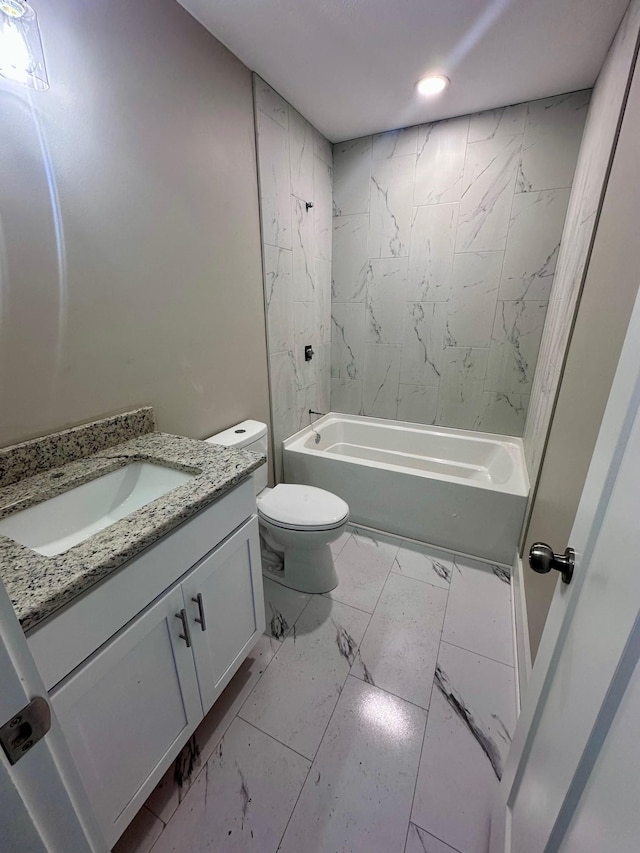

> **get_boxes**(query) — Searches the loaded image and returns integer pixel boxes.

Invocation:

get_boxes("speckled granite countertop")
[0,432,264,632]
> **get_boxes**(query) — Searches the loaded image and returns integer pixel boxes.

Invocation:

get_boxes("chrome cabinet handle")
[192,593,207,632]
[175,609,192,647]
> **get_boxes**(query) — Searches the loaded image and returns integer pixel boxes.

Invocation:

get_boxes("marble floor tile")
[151,718,310,853]
[327,529,399,612]
[238,595,370,759]
[279,676,427,853]
[412,642,516,853]
[351,572,447,709]
[392,541,455,590]
[329,528,352,558]
[405,823,461,853]
[145,634,278,824]
[112,806,164,853]
[442,555,514,667]
[262,577,311,643]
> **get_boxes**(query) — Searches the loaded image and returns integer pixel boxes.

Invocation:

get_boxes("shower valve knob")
[529,543,575,584]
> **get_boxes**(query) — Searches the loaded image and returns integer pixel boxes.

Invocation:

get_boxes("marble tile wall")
[331,92,589,436]
[523,0,640,482]
[254,76,333,480]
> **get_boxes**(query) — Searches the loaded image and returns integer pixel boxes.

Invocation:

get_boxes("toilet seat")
[258,484,349,532]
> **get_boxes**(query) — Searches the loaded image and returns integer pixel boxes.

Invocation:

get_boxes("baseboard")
[512,551,532,709]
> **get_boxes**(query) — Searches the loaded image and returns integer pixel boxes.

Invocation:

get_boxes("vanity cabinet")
[49,585,203,837]
[31,481,265,848]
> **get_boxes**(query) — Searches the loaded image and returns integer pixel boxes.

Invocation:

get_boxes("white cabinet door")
[50,585,202,847]
[183,516,265,713]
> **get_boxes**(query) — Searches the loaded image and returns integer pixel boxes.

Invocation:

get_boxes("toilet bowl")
[206,421,349,594]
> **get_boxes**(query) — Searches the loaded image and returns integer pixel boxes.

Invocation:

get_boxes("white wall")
[329,94,587,434]
[522,0,640,659]
[523,0,640,480]
[253,77,333,480]
[0,0,270,448]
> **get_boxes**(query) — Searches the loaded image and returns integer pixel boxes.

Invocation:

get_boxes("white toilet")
[207,420,349,594]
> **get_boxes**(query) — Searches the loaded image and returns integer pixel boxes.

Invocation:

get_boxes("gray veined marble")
[523,18,634,477]
[445,251,503,348]
[486,300,548,395]
[436,348,488,430]
[365,258,407,344]
[499,188,571,301]
[474,392,529,436]
[333,137,372,216]
[256,109,291,250]
[400,302,446,387]
[331,88,586,438]
[456,133,522,253]
[372,125,418,160]
[263,245,293,354]
[293,301,318,389]
[517,90,590,193]
[396,385,438,425]
[332,214,370,302]
[330,378,363,416]
[253,77,288,129]
[468,103,527,143]
[363,344,402,419]
[289,107,314,203]
[369,155,415,258]
[331,303,365,380]
[414,116,468,205]
[291,196,315,300]
[407,203,458,302]
[313,155,333,262]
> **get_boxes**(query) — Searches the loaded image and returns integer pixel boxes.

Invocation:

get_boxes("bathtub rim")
[284,412,530,498]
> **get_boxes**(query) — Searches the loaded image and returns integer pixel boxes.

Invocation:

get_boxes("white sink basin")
[0,462,196,556]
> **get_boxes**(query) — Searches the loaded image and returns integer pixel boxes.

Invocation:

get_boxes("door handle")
[191,593,207,632]
[529,543,575,584]
[175,609,192,647]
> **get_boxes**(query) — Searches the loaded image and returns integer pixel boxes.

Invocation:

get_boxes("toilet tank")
[206,420,268,494]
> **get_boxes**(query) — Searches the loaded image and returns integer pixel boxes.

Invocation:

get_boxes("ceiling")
[178,0,630,142]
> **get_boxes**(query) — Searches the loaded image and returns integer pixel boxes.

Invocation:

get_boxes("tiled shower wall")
[254,77,333,480]
[330,91,589,435]
[523,0,640,481]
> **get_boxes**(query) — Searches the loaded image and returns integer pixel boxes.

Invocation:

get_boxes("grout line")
[406,542,454,834]
[438,637,515,670]
[346,672,430,714]
[408,822,465,853]
[234,716,315,765]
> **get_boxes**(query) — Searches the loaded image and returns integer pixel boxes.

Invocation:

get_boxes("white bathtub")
[283,414,529,564]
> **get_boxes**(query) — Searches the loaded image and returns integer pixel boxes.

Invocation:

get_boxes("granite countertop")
[0,432,264,632]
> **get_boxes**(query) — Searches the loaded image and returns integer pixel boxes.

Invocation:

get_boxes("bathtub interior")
[291,414,529,496]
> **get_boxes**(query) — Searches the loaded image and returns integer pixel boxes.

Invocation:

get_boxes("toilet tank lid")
[205,419,267,448]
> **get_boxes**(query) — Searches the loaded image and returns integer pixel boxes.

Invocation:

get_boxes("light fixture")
[0,0,48,90]
[416,74,449,97]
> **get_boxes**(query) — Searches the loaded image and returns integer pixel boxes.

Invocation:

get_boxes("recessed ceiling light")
[416,74,449,97]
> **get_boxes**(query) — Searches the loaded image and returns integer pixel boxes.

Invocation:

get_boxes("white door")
[491,284,640,853]
[183,516,265,712]
[0,580,106,852]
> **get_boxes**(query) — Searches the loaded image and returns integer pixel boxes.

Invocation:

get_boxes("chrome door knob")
[529,543,575,585]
